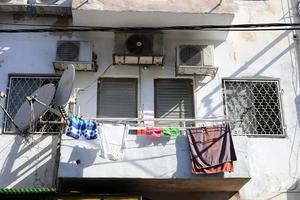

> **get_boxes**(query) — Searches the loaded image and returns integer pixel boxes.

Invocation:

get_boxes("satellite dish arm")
[0,102,22,132]
[28,96,63,117]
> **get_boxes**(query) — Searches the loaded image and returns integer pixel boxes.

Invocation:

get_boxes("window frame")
[96,77,138,119]
[2,73,61,134]
[222,77,286,137]
[154,78,195,126]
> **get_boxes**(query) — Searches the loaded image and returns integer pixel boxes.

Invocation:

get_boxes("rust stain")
[233,51,237,62]
[239,32,257,42]
[52,16,72,27]
[49,17,73,37]
[12,14,26,22]
[63,80,70,87]
[265,2,276,15]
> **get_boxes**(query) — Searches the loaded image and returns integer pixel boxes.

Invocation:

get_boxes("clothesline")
[79,117,243,131]
[83,117,241,123]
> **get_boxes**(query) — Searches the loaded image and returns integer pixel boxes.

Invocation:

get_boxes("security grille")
[223,79,284,136]
[3,75,62,134]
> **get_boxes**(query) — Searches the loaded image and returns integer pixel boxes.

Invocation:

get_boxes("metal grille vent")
[35,0,58,3]
[56,41,80,61]
[223,79,284,136]
[179,45,202,66]
[126,34,153,55]
[4,76,62,134]
[0,0,12,3]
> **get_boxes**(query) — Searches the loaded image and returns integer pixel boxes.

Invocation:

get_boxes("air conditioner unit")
[0,0,26,4]
[113,32,165,65]
[176,45,218,76]
[0,0,27,12]
[31,0,70,6]
[53,40,97,72]
[29,0,71,15]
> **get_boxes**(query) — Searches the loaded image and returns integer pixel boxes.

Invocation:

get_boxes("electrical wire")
[1,22,300,28]
[1,23,300,32]
[80,63,113,91]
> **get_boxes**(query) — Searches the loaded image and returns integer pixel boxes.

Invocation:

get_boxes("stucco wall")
[72,0,237,14]
[1,0,300,199]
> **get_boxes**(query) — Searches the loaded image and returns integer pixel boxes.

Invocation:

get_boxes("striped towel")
[66,116,81,139]
[66,116,98,140]
[82,120,98,140]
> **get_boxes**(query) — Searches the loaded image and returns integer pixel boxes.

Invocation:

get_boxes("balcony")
[58,118,250,193]
[71,0,236,40]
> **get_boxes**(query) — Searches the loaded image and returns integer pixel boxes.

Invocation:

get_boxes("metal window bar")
[2,117,240,134]
[83,117,242,134]
[3,75,63,134]
[222,79,285,136]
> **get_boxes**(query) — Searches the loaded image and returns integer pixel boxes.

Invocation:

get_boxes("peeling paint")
[49,17,73,38]
[233,51,237,62]
[239,32,257,42]
[52,16,72,27]
[265,2,276,15]
[12,14,26,22]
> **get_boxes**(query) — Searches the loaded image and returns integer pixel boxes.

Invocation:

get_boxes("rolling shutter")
[97,78,137,118]
[155,79,194,126]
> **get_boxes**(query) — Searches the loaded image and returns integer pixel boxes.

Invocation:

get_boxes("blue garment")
[82,120,98,140]
[66,116,81,139]
[66,116,98,140]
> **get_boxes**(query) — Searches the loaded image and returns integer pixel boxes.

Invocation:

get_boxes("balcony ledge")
[58,134,250,192]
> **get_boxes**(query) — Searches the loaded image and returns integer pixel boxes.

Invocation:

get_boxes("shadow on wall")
[59,145,99,177]
[287,179,300,200]
[135,135,170,147]
[198,30,293,118]
[172,136,225,179]
[0,135,58,188]
[142,192,237,200]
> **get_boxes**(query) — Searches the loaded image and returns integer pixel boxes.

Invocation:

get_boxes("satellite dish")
[13,84,56,132]
[54,64,75,107]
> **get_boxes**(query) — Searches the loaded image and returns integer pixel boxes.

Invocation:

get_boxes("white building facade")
[0,0,300,199]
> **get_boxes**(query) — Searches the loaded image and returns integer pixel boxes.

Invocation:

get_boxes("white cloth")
[99,123,129,161]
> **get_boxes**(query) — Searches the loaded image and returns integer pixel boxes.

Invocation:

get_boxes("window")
[223,79,284,136]
[4,75,61,133]
[155,79,194,127]
[97,78,138,118]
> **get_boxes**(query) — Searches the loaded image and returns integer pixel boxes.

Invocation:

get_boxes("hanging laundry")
[137,129,146,135]
[99,123,129,161]
[66,116,98,140]
[82,120,98,140]
[66,116,81,139]
[162,128,180,137]
[145,127,162,140]
[187,124,237,174]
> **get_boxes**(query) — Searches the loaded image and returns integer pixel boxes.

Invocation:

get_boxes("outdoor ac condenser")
[0,0,27,12]
[53,40,97,72]
[113,32,165,65]
[176,44,218,76]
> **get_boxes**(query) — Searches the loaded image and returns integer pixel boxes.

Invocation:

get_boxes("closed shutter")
[97,78,137,118]
[155,79,194,126]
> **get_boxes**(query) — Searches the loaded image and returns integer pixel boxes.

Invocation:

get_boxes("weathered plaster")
[72,0,238,14]
[0,0,300,199]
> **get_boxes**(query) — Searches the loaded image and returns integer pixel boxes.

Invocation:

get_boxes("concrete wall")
[72,0,237,14]
[1,0,300,199]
